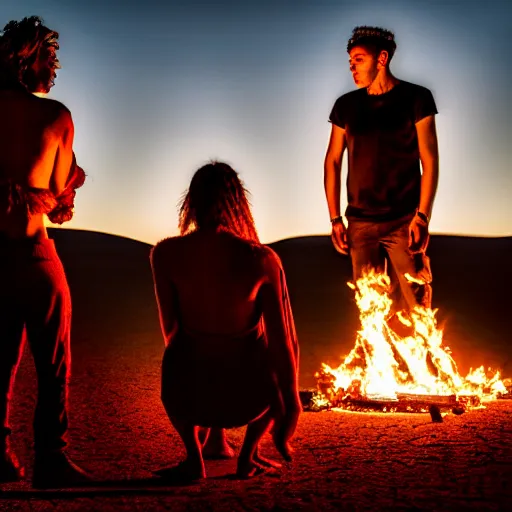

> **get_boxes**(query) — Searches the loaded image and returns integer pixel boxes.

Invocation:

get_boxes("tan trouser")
[347,213,433,312]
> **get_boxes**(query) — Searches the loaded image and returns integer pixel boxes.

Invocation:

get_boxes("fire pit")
[307,270,507,417]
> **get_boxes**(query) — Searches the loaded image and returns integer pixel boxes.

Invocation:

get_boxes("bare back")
[0,89,74,238]
[152,230,269,336]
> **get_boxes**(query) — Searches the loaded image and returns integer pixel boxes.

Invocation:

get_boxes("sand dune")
[48,228,512,388]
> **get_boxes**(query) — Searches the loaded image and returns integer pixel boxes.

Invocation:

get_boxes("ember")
[313,270,507,413]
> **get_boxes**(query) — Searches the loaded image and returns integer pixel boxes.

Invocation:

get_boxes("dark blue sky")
[4,0,511,243]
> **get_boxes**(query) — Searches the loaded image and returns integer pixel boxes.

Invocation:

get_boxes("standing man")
[324,26,439,313]
[0,16,90,487]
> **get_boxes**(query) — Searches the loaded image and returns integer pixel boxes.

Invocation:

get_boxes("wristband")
[416,211,429,224]
[330,215,344,225]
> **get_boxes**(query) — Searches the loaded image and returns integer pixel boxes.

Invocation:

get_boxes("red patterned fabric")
[2,153,86,224]
[47,155,86,224]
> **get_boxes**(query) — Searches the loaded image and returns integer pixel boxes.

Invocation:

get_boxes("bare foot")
[154,460,205,482]
[202,441,236,460]
[236,453,281,479]
[235,459,268,479]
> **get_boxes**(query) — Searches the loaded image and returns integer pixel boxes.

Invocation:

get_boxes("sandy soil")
[1,332,510,511]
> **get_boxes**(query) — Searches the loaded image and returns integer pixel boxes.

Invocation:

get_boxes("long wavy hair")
[0,16,60,93]
[178,161,260,243]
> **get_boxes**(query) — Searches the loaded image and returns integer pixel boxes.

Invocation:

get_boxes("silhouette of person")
[0,16,90,488]
[150,162,301,480]
[324,26,439,314]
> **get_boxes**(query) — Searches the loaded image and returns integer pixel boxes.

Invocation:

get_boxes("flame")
[315,269,506,410]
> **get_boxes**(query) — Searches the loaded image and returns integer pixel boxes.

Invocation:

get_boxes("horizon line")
[47,226,512,246]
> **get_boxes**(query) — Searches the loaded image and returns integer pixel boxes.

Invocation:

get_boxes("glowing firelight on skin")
[315,270,506,409]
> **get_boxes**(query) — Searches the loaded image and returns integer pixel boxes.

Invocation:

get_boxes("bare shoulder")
[150,236,182,263]
[36,97,73,130]
[259,245,284,273]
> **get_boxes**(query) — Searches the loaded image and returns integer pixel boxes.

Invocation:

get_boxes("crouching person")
[150,161,301,480]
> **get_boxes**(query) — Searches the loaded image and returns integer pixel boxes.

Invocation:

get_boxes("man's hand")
[409,213,430,253]
[272,399,302,462]
[331,218,349,255]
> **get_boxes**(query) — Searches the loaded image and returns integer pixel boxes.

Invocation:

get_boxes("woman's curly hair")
[179,161,260,243]
[0,15,60,93]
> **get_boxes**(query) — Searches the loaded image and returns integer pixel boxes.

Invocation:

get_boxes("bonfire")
[313,270,507,414]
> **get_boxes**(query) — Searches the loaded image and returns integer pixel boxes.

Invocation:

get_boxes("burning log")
[396,393,457,405]
[336,396,456,414]
[303,388,469,415]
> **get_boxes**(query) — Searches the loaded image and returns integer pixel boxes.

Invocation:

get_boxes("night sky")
[3,0,511,244]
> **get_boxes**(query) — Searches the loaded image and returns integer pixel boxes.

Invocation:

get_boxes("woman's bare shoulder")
[150,236,183,262]
[231,239,281,264]
[259,245,284,272]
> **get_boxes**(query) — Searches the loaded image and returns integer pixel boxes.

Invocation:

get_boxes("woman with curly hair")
[0,16,89,488]
[150,162,301,480]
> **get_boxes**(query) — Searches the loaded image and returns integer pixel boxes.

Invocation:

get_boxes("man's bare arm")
[416,115,439,220]
[50,107,75,197]
[324,124,346,220]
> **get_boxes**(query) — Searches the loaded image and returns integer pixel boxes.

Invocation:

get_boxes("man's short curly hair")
[347,26,397,63]
[0,15,60,93]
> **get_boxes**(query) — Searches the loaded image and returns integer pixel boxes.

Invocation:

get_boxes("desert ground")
[0,230,510,511]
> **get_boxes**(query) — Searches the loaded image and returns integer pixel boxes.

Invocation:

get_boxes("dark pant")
[0,237,71,454]
[346,213,432,312]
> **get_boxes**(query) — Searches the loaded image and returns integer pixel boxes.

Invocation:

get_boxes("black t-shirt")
[329,81,438,221]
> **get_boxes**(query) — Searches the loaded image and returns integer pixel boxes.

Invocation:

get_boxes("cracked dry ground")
[1,334,511,512]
